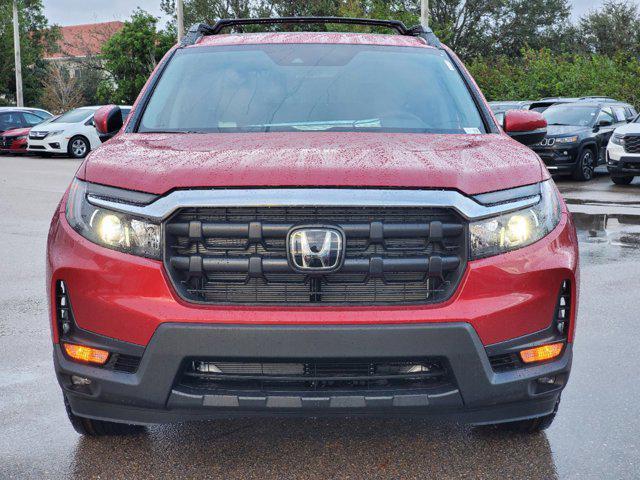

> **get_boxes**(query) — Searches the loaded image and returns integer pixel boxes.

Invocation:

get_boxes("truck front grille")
[623,135,640,154]
[177,358,455,394]
[163,206,467,305]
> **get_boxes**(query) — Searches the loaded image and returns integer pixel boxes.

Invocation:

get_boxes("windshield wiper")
[142,129,200,134]
[246,118,381,131]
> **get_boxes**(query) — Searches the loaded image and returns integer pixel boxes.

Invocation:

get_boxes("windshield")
[52,108,95,124]
[543,105,598,126]
[139,44,485,134]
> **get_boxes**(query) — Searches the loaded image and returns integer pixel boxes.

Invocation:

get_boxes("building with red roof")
[46,21,124,60]
[44,21,124,80]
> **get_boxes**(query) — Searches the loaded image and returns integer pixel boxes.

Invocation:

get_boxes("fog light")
[404,364,432,373]
[194,361,222,373]
[71,375,92,386]
[63,343,109,365]
[537,376,556,385]
[520,342,564,364]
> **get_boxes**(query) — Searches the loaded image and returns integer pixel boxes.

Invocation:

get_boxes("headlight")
[554,135,578,144]
[48,130,64,137]
[610,133,625,146]
[16,135,27,141]
[470,180,561,259]
[66,179,161,259]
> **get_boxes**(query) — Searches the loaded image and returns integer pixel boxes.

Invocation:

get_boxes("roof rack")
[180,17,442,48]
[578,96,618,102]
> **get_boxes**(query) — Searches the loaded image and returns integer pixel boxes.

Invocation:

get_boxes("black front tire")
[572,148,595,181]
[611,175,634,185]
[64,396,145,437]
[483,397,560,433]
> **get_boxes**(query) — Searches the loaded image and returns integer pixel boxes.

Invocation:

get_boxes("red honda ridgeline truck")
[47,18,578,436]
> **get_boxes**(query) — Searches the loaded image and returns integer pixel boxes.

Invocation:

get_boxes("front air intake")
[55,280,73,337]
[555,280,571,335]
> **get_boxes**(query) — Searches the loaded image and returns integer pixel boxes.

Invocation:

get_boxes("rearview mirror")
[503,110,547,146]
[94,105,123,142]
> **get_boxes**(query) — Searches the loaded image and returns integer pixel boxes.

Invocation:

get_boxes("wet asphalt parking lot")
[1,156,639,479]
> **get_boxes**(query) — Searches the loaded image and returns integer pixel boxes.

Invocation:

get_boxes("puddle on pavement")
[572,212,640,263]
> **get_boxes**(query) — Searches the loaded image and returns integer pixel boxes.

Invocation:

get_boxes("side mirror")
[597,118,612,127]
[94,105,123,142]
[503,110,547,146]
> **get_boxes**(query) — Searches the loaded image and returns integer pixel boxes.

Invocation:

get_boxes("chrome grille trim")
[87,188,541,221]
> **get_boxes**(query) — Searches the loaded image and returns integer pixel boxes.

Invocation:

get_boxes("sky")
[42,0,630,26]
[43,0,171,27]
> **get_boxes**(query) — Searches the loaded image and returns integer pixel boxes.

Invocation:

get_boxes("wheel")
[611,175,634,185]
[64,395,145,436]
[572,148,595,181]
[483,397,560,433]
[67,136,90,159]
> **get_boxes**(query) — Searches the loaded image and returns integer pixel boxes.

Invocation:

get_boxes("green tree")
[0,0,58,106]
[98,9,175,104]
[337,0,573,59]
[467,48,640,105]
[578,0,640,57]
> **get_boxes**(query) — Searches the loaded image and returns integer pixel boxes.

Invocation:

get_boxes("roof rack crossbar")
[180,17,442,48]
[211,17,413,35]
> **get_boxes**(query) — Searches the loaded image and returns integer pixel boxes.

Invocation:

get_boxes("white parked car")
[606,115,640,185]
[28,105,131,158]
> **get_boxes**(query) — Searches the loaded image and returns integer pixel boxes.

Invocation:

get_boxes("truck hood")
[612,122,640,135]
[81,132,546,196]
[545,125,592,137]
[33,122,79,132]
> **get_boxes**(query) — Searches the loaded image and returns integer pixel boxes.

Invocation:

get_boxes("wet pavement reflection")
[67,420,557,479]
[572,212,640,265]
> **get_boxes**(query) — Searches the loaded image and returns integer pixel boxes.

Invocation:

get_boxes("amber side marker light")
[520,342,564,364]
[63,343,109,365]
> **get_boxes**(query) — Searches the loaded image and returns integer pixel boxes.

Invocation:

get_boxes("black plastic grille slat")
[178,358,454,393]
[488,353,521,372]
[107,354,142,373]
[623,135,640,154]
[164,206,467,305]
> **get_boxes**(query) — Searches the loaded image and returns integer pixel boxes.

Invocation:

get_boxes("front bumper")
[0,137,28,153]
[58,322,571,425]
[532,145,579,173]
[607,144,640,175]
[28,135,66,153]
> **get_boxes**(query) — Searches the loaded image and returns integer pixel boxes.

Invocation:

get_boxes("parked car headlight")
[470,180,561,259]
[554,135,579,144]
[47,130,64,137]
[16,135,27,141]
[610,133,625,146]
[65,179,161,259]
